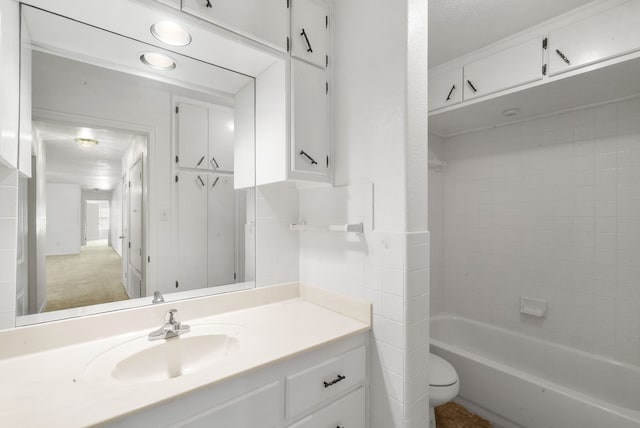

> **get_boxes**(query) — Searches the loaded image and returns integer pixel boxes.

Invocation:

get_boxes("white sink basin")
[84,325,241,383]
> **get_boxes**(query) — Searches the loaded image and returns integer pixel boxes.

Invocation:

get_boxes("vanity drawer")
[288,387,365,428]
[286,346,366,419]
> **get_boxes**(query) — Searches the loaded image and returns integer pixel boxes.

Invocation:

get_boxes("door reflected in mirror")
[16,6,256,324]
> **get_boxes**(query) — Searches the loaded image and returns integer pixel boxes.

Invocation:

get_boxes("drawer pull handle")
[555,49,571,65]
[211,156,219,168]
[299,150,318,165]
[300,28,313,53]
[446,84,456,101]
[197,175,205,186]
[323,374,346,388]
[196,155,205,167]
[466,79,477,93]
[205,0,212,8]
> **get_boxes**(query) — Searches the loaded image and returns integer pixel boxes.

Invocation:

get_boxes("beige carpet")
[44,243,129,312]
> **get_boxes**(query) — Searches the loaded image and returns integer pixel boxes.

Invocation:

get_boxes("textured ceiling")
[429,0,595,67]
[36,121,139,191]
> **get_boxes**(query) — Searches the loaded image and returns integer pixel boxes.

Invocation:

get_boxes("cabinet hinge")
[175,155,179,164]
[326,81,329,94]
[128,242,131,249]
[542,64,547,76]
[542,37,548,49]
[175,281,179,288]
[325,55,329,68]
[326,155,329,168]
[326,15,328,29]
[286,0,289,8]
[128,181,131,188]
[234,272,237,280]
[286,37,290,52]
[175,175,179,183]
[175,105,179,114]
[148,256,150,263]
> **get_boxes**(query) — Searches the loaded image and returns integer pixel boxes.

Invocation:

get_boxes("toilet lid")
[430,353,458,387]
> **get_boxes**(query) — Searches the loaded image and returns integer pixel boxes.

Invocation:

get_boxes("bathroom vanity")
[0,284,370,427]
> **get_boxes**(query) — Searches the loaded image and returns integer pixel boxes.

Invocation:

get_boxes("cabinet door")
[428,67,462,111]
[176,102,209,170]
[170,382,281,428]
[153,0,180,9]
[291,0,328,69]
[208,106,235,172]
[207,175,236,287]
[464,37,543,100]
[182,0,289,51]
[548,1,640,76]
[0,0,19,168]
[291,59,329,177]
[288,387,365,428]
[176,171,208,291]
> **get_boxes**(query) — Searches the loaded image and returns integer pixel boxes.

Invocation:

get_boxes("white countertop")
[0,284,371,427]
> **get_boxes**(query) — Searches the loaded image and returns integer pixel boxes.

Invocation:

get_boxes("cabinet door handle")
[555,49,571,65]
[205,0,212,8]
[466,80,477,93]
[300,28,313,53]
[323,374,346,388]
[211,176,219,188]
[196,156,205,167]
[299,150,318,165]
[210,156,219,168]
[197,175,205,186]
[446,84,456,101]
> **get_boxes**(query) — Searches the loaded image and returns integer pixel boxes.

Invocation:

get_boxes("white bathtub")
[430,314,640,428]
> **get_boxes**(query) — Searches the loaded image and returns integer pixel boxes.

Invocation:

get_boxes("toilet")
[429,353,459,428]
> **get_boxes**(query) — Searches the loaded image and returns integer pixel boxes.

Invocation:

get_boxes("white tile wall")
[0,165,17,329]
[255,183,299,287]
[298,183,430,428]
[435,98,640,366]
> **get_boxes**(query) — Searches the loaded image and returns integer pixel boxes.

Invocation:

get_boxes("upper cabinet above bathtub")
[547,0,640,76]
[429,0,640,137]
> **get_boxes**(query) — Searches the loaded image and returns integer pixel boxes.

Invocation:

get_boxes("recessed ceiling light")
[150,21,192,47]
[140,52,176,71]
[75,137,99,148]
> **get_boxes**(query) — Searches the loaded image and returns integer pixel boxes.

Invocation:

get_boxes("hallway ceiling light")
[75,137,99,148]
[150,21,192,47]
[140,52,176,71]
[502,108,520,117]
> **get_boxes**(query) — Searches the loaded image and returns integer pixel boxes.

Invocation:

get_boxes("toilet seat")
[429,353,459,407]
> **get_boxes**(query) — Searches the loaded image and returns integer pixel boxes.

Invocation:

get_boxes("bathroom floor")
[435,402,492,428]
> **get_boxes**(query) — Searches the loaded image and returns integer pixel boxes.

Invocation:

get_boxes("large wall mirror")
[15,3,277,325]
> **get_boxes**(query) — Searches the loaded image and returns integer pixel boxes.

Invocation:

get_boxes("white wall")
[438,97,640,366]
[255,183,299,287]
[298,1,429,427]
[428,133,445,315]
[45,183,81,255]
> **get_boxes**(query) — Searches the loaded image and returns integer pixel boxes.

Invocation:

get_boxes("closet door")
[207,175,236,287]
[176,171,208,291]
[208,106,235,173]
[176,102,209,170]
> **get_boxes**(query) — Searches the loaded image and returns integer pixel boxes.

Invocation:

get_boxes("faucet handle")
[166,309,178,324]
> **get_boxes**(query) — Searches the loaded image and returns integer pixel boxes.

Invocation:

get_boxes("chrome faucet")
[152,291,165,304]
[148,309,190,341]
